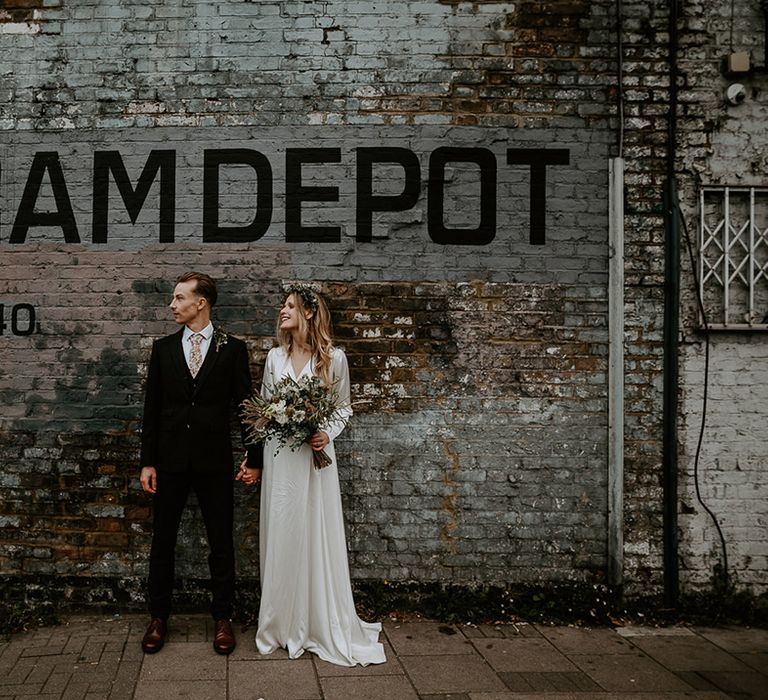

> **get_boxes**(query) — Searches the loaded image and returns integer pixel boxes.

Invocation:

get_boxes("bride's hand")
[235,459,262,486]
[308,431,329,451]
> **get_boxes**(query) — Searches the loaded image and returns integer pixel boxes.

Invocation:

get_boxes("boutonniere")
[213,326,228,352]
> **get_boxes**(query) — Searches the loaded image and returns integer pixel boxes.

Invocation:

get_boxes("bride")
[238,284,386,667]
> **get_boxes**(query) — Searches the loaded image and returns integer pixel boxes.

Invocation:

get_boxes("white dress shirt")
[182,322,214,371]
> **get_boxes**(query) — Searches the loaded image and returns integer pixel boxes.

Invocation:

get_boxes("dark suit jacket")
[140,328,262,473]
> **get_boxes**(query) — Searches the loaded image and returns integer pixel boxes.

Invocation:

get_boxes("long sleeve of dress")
[261,349,276,400]
[321,349,352,442]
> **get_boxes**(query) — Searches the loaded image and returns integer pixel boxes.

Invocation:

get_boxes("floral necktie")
[189,333,204,377]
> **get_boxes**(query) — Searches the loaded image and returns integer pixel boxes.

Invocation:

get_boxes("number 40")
[0,304,38,336]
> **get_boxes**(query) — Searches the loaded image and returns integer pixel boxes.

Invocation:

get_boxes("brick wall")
[617,0,671,595]
[674,0,768,594]
[5,0,757,606]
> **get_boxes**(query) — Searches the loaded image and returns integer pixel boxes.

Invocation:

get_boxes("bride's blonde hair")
[277,284,334,386]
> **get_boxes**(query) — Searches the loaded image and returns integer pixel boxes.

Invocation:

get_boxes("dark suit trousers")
[148,469,235,621]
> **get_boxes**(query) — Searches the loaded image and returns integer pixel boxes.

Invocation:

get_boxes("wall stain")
[439,437,461,556]
[1,0,47,23]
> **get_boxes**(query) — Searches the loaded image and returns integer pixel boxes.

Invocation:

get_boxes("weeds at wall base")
[1,576,765,636]
[241,580,768,629]
[346,581,768,628]
[0,601,59,639]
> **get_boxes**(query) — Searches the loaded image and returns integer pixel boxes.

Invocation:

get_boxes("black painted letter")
[92,150,176,243]
[356,148,420,242]
[10,152,80,243]
[506,148,569,245]
[427,148,496,245]
[203,149,273,243]
[285,148,341,243]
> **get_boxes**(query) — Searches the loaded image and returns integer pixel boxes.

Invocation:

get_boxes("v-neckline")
[289,353,312,379]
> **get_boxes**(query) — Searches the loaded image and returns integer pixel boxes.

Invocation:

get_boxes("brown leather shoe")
[141,618,167,654]
[213,619,236,655]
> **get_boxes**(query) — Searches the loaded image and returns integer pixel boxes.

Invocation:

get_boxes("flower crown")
[285,283,319,312]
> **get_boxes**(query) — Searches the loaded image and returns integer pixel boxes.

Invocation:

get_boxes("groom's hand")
[236,460,262,487]
[140,466,157,494]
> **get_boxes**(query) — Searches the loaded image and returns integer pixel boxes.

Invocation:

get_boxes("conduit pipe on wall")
[662,0,681,609]
[662,179,680,608]
[608,157,625,594]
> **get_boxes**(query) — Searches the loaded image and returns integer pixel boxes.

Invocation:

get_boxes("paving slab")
[133,679,226,700]
[320,674,419,699]
[675,670,732,692]
[695,626,768,654]
[630,634,756,672]
[498,670,602,692]
[734,651,768,673]
[472,637,579,673]
[569,651,698,693]
[697,670,768,699]
[228,658,321,699]
[400,653,508,694]
[536,626,637,656]
[138,641,227,682]
[385,622,476,656]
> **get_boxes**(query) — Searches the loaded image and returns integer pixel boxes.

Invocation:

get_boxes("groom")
[139,271,262,655]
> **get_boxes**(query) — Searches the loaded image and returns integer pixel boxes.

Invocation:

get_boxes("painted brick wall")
[3,0,732,605]
[673,0,768,594]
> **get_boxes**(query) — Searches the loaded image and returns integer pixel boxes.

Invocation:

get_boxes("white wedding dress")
[255,345,386,666]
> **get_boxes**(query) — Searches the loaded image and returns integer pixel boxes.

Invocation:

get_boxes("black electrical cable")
[677,202,729,588]
[616,0,624,157]
[762,0,768,68]
[729,0,735,52]
[662,0,681,609]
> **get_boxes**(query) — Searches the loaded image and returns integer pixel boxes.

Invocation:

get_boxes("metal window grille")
[699,187,768,330]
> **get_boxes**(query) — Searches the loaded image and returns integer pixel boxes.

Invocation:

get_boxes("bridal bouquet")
[241,375,343,469]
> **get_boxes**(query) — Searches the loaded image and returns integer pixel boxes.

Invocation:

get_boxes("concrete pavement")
[0,614,766,699]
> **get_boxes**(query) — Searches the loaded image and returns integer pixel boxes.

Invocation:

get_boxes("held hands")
[236,457,262,487]
[140,466,157,494]
[233,435,328,486]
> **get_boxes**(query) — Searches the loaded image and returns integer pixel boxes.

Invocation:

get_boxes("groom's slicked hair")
[176,271,218,307]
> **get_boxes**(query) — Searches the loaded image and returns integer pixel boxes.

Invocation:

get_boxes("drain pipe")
[662,0,681,609]
[608,157,625,596]
[608,0,626,598]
